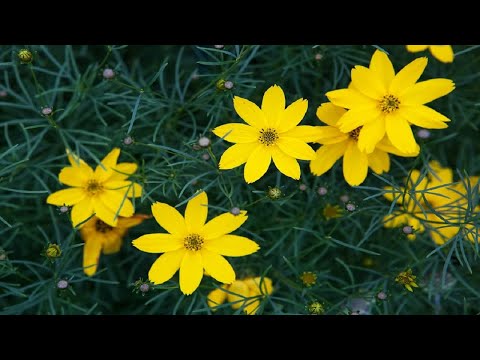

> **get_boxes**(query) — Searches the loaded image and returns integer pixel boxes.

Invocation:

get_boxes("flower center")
[258,128,279,146]
[95,219,113,233]
[86,180,103,195]
[379,94,400,113]
[184,233,204,251]
[348,126,363,141]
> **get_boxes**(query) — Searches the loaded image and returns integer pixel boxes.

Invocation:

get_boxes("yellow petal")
[351,65,386,99]
[71,197,94,228]
[369,50,395,89]
[383,212,409,228]
[368,149,390,174]
[429,45,454,63]
[151,202,187,236]
[109,162,138,181]
[92,197,118,227]
[405,284,413,292]
[202,211,248,240]
[428,161,453,184]
[389,57,428,95]
[218,142,258,170]
[385,114,418,154]
[281,125,331,143]
[401,79,455,105]
[59,167,89,187]
[100,190,134,218]
[148,248,186,285]
[261,85,285,126]
[207,286,228,309]
[185,191,208,232]
[212,123,259,143]
[243,145,272,183]
[382,186,405,203]
[343,141,369,186]
[376,136,420,157]
[116,214,150,228]
[316,102,347,126]
[101,231,123,254]
[246,277,274,295]
[233,96,267,129]
[179,251,204,295]
[227,280,250,309]
[201,249,235,284]
[244,297,261,315]
[66,150,94,175]
[311,126,349,145]
[271,146,300,180]
[398,106,450,130]
[406,45,429,52]
[338,108,383,133]
[127,182,143,198]
[276,137,316,160]
[83,237,102,276]
[326,88,377,110]
[310,142,346,177]
[204,234,259,256]
[276,98,308,132]
[132,233,183,253]
[94,148,120,182]
[357,116,386,154]
[46,188,86,206]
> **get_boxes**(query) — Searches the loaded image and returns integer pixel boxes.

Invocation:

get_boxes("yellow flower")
[80,214,149,276]
[395,269,419,292]
[310,103,419,186]
[307,300,324,315]
[299,271,317,287]
[406,45,454,63]
[46,148,143,228]
[213,85,322,183]
[207,276,274,315]
[132,191,260,295]
[326,50,455,154]
[323,204,343,220]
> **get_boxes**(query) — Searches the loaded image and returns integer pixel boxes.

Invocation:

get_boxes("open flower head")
[395,268,419,292]
[406,45,454,63]
[213,85,323,183]
[80,214,149,276]
[207,276,273,315]
[46,148,143,228]
[310,102,419,186]
[326,50,455,154]
[132,191,260,295]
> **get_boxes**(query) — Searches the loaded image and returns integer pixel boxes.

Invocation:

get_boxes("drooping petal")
[309,142,346,176]
[261,85,285,126]
[185,191,208,232]
[207,286,228,309]
[179,251,204,295]
[276,98,308,132]
[357,115,386,153]
[100,190,134,218]
[148,248,186,284]
[243,145,272,183]
[281,125,330,143]
[326,88,378,110]
[132,233,183,253]
[94,148,120,182]
[316,102,347,126]
[202,211,248,240]
[276,137,316,160]
[83,237,102,276]
[369,50,395,89]
[406,45,429,52]
[116,214,150,228]
[233,96,268,128]
[401,79,455,105]
[337,108,383,133]
[204,234,259,256]
[351,65,386,99]
[398,105,449,129]
[201,249,235,284]
[368,149,390,174]
[218,142,258,170]
[343,141,369,186]
[271,146,301,180]
[389,57,428,95]
[385,113,418,154]
[429,45,454,63]
[58,167,89,187]
[151,202,187,236]
[71,197,94,228]
[46,188,86,206]
[212,123,259,143]
[109,162,138,181]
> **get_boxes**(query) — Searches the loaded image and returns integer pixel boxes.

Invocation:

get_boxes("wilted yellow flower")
[299,271,317,287]
[395,269,419,292]
[207,276,274,315]
[406,45,454,63]
[323,204,343,220]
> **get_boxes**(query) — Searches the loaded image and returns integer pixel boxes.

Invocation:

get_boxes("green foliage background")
[1,45,480,315]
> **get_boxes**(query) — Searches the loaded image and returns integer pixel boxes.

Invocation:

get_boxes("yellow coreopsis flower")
[80,214,149,276]
[310,103,419,186]
[395,268,419,292]
[46,148,143,227]
[132,191,260,295]
[406,45,454,63]
[213,85,322,183]
[326,50,455,154]
[207,276,274,315]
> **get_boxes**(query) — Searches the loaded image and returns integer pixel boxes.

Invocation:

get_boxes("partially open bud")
[18,49,33,64]
[43,244,62,260]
